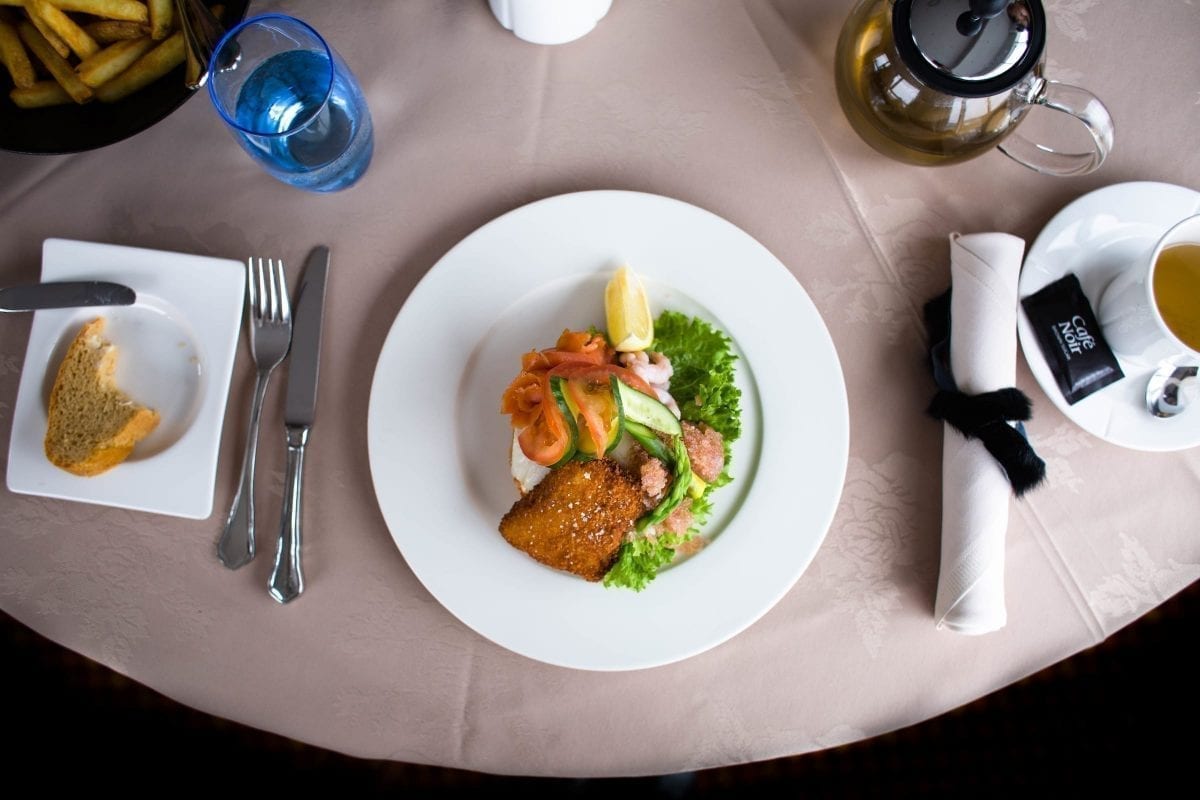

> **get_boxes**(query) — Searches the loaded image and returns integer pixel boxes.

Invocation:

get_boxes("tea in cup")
[1097,215,1200,365]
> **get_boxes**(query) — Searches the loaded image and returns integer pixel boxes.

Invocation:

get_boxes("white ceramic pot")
[488,0,613,45]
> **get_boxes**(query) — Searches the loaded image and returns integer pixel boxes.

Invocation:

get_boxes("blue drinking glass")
[208,14,373,192]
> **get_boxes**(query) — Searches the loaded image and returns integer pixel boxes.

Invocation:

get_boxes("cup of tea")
[1097,215,1200,365]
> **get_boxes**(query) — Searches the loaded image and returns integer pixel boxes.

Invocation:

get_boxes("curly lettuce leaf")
[603,531,686,592]
[654,310,740,536]
[651,311,742,443]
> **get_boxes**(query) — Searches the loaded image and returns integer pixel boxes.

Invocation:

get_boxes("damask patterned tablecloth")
[1,0,1198,778]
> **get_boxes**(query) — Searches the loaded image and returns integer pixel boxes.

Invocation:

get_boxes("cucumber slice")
[604,374,625,454]
[614,379,681,436]
[624,420,671,463]
[544,378,579,467]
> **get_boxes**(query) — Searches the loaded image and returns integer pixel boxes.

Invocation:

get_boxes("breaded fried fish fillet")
[499,459,643,581]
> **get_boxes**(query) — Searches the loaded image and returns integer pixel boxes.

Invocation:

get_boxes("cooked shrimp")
[619,351,680,416]
[619,350,673,384]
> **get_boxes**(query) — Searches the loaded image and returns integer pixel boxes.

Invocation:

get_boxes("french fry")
[27,0,97,59]
[0,14,36,88]
[83,19,148,43]
[76,34,152,87]
[4,0,214,112]
[46,0,149,23]
[22,1,69,57]
[145,0,168,40]
[9,77,70,106]
[17,19,91,102]
[95,27,181,102]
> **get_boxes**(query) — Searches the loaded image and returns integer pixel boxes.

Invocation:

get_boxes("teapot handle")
[998,80,1114,176]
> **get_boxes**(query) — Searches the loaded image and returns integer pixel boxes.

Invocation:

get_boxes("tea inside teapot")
[834,0,1112,174]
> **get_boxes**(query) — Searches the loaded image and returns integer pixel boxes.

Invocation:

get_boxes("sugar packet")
[1021,274,1124,404]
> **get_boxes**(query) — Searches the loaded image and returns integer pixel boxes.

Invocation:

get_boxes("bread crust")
[44,317,160,477]
[46,406,159,476]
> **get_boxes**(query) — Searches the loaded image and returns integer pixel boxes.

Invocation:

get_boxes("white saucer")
[6,239,244,518]
[1017,181,1200,451]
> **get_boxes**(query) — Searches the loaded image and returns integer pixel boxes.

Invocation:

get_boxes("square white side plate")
[6,238,244,519]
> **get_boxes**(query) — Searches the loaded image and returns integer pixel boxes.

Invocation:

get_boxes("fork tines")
[247,257,291,324]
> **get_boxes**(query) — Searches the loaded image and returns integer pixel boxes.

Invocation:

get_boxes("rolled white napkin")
[934,232,1026,635]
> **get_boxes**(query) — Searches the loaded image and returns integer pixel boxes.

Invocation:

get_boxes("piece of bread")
[44,317,160,477]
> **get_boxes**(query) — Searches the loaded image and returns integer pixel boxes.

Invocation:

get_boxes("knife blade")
[269,245,329,604]
[0,281,136,312]
[283,246,329,427]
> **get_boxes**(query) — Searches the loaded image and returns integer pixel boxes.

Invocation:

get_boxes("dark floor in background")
[5,579,1196,796]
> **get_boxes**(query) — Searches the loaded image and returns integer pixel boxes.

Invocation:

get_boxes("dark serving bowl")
[0,1,249,155]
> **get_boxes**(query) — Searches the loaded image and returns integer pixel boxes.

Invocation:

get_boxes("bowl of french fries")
[0,0,247,153]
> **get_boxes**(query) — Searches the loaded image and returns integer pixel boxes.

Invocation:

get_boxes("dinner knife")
[0,281,136,312]
[268,245,329,604]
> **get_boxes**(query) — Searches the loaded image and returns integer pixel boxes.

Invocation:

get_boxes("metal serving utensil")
[1146,362,1199,418]
[175,0,235,89]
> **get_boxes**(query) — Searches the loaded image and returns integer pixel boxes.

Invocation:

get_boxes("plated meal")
[498,266,741,590]
[367,190,848,670]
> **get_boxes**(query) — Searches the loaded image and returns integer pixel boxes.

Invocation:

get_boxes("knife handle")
[269,425,309,604]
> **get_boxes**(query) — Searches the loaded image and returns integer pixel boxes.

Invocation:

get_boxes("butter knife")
[268,246,329,604]
[0,281,135,312]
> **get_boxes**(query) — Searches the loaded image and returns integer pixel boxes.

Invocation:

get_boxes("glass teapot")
[834,0,1113,175]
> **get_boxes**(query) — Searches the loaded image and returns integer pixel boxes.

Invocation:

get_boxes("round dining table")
[1,0,1198,779]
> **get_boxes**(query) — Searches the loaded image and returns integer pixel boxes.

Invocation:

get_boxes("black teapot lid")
[894,0,1046,98]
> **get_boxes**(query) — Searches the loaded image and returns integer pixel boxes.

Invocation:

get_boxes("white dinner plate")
[6,239,244,518]
[367,191,849,671]
[1017,182,1200,451]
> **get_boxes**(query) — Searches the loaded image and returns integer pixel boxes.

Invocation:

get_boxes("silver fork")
[218,258,292,569]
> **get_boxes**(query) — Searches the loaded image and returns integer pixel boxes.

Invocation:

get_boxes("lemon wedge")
[605,265,654,352]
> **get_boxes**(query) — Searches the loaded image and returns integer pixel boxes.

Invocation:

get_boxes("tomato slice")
[516,375,577,467]
[561,374,622,456]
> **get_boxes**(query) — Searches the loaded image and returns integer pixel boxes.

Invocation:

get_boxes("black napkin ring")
[924,290,1046,497]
